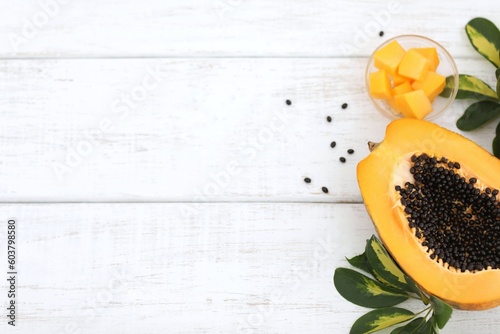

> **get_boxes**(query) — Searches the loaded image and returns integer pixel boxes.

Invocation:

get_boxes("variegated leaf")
[390,317,426,334]
[350,307,415,334]
[346,252,373,275]
[365,235,411,292]
[334,268,409,308]
[450,74,498,100]
[466,17,500,68]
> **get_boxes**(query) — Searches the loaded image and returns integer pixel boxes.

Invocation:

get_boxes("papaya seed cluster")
[396,153,500,272]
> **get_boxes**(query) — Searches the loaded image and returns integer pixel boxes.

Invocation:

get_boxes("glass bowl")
[365,34,459,120]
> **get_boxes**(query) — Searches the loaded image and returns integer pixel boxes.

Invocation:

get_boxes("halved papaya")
[357,119,500,310]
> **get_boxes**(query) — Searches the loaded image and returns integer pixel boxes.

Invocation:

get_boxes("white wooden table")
[1,1,500,333]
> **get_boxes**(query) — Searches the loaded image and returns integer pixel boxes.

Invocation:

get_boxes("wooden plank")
[1,203,499,333]
[0,0,497,57]
[0,57,496,202]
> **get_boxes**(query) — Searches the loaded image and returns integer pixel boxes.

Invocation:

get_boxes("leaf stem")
[415,306,432,317]
[424,307,434,320]
[407,294,423,301]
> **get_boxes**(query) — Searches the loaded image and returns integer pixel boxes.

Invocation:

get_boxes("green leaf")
[451,74,498,100]
[350,307,415,334]
[365,236,411,292]
[493,121,500,158]
[346,252,373,274]
[430,295,453,329]
[496,67,500,80]
[439,75,454,98]
[334,268,409,308]
[405,276,430,305]
[390,317,426,334]
[456,100,500,131]
[493,136,500,159]
[421,319,435,334]
[497,77,500,100]
[466,17,500,68]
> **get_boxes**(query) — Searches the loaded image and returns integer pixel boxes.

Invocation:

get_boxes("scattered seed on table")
[347,149,354,154]
[322,187,329,194]
[341,103,348,109]
[339,157,346,163]
[286,100,292,105]
[379,31,384,37]
[326,116,332,122]
[330,141,336,148]
[304,177,311,183]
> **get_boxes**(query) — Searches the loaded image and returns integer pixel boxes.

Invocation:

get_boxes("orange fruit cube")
[369,70,392,99]
[398,49,431,82]
[411,71,446,101]
[413,47,440,72]
[374,40,407,75]
[395,90,433,119]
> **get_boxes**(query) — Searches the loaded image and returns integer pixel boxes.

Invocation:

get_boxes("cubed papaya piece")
[413,47,440,72]
[395,90,433,119]
[411,71,446,101]
[387,98,401,114]
[394,94,413,118]
[398,49,430,82]
[392,71,409,86]
[369,70,392,99]
[373,40,406,75]
[392,81,413,96]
